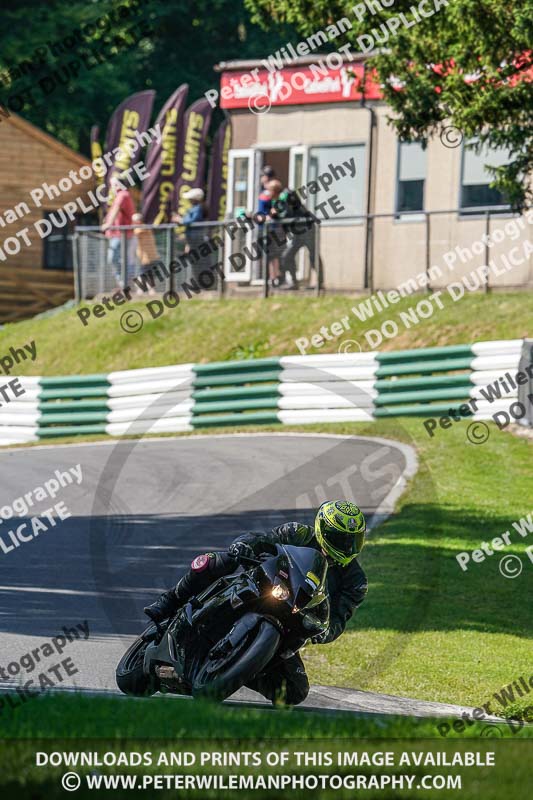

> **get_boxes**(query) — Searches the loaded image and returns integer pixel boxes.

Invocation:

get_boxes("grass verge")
[0,292,530,375]
[0,692,530,739]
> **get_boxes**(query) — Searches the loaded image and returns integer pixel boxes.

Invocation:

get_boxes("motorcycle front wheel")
[116,636,160,696]
[192,618,280,702]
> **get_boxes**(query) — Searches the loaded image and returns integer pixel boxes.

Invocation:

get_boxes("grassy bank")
[297,419,532,716]
[0,291,530,375]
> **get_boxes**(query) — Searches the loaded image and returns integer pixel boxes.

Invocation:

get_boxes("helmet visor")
[319,520,363,562]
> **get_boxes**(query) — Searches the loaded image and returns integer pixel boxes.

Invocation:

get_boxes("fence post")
[167,226,174,294]
[217,224,225,299]
[263,220,269,299]
[364,215,374,292]
[99,234,107,295]
[425,212,431,292]
[73,232,82,302]
[315,220,321,296]
[517,339,533,427]
[120,230,127,289]
[484,210,491,292]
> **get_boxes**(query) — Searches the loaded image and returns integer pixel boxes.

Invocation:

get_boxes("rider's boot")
[143,589,181,623]
[143,572,199,623]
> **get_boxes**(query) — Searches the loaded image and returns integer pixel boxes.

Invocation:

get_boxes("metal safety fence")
[73,217,321,300]
[73,205,531,299]
[73,222,223,299]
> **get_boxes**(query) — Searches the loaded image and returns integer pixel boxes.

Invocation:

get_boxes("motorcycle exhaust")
[156,665,179,681]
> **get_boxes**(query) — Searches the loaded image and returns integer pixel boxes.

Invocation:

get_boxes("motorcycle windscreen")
[283,545,327,610]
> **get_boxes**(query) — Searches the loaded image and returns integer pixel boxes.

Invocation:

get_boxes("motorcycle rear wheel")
[192,619,280,702]
[116,636,159,696]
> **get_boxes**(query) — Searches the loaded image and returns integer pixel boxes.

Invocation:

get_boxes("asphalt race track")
[0,432,490,720]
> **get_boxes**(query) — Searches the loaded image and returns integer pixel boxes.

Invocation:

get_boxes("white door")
[289,145,307,189]
[224,149,257,282]
[289,146,309,280]
[250,148,266,284]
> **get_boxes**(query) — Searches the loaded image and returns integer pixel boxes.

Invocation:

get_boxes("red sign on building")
[220,63,383,109]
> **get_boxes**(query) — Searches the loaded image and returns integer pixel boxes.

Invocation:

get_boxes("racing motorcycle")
[116,544,328,701]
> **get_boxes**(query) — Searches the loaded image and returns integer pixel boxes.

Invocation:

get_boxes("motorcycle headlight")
[271,582,290,601]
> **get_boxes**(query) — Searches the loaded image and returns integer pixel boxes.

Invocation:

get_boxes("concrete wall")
[255,103,369,146]
[371,105,532,291]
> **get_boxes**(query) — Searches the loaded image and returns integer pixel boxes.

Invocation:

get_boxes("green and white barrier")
[372,339,524,418]
[0,339,526,445]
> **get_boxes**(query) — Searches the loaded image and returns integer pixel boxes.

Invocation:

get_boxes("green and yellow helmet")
[314,501,366,566]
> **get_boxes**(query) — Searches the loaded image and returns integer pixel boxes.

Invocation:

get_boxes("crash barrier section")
[0,365,196,445]
[517,339,533,427]
[372,339,525,420]
[0,339,528,445]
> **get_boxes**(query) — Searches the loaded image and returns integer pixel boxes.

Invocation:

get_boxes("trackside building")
[214,53,532,292]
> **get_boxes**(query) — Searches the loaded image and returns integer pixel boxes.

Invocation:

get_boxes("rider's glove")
[228,541,255,563]
[311,630,329,645]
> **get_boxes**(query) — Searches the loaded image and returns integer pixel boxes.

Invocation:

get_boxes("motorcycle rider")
[144,500,368,706]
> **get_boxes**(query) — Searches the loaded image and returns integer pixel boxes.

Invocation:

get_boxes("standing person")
[132,212,159,296]
[264,178,285,287]
[259,165,276,193]
[254,172,273,284]
[172,188,208,279]
[277,188,323,290]
[102,174,136,288]
[173,187,205,249]
[256,183,272,217]
[256,166,276,222]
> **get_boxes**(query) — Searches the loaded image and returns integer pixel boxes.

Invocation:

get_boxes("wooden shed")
[0,113,97,323]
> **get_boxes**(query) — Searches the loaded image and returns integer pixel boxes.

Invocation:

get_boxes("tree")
[0,0,296,153]
[244,0,533,209]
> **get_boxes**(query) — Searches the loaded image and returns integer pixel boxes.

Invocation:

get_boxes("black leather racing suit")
[174,521,368,705]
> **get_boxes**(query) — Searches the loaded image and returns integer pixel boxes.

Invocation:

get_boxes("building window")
[307,144,365,220]
[460,140,510,212]
[396,141,426,215]
[232,156,251,215]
